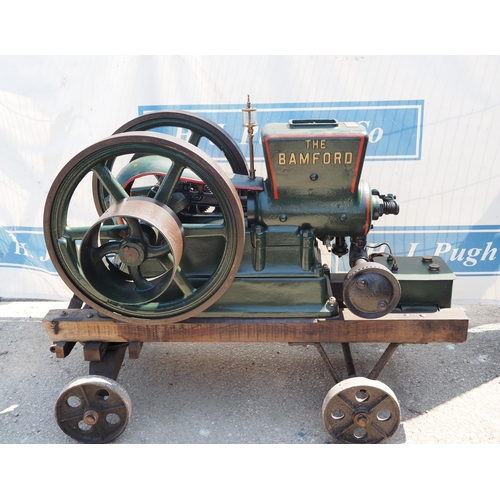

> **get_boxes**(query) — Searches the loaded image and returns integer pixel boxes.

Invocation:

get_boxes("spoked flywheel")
[44,131,245,324]
[322,377,401,444]
[93,110,249,215]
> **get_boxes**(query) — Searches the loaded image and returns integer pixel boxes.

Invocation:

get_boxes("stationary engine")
[42,102,467,445]
[44,111,404,323]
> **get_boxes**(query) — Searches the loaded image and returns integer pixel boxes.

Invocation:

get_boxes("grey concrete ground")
[0,301,499,444]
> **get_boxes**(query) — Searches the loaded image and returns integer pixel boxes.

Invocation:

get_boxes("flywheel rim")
[44,131,245,324]
[93,110,249,215]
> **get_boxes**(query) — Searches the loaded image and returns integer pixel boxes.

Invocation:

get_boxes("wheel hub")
[83,408,100,426]
[353,411,372,428]
[119,239,146,266]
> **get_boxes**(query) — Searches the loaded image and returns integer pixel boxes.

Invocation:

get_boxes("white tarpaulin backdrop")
[0,55,499,303]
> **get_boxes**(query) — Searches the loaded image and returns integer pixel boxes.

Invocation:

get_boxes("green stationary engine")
[43,104,447,324]
[42,100,467,445]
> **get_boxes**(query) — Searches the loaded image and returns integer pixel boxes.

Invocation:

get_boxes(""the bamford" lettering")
[278,151,353,166]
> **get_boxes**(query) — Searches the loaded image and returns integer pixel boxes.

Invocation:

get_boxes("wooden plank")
[42,308,468,345]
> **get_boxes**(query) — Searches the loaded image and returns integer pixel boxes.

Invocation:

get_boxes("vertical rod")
[342,343,356,377]
[249,128,256,180]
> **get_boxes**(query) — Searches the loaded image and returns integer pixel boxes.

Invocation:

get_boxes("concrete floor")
[0,301,499,444]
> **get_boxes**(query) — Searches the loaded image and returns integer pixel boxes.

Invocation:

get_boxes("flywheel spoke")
[172,267,197,297]
[128,266,156,292]
[65,224,128,242]
[187,131,202,145]
[123,216,143,239]
[92,163,129,203]
[147,242,172,259]
[183,223,227,239]
[153,163,184,204]
[92,241,121,262]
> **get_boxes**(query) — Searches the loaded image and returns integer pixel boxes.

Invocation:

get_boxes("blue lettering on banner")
[368,226,500,276]
[138,100,424,162]
[0,227,57,275]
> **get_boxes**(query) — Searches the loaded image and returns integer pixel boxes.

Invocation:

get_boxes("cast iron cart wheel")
[93,110,249,214]
[55,375,132,444]
[44,131,245,324]
[322,377,401,444]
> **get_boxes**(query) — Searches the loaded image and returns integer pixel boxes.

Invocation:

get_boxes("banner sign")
[2,223,497,284]
[138,100,424,162]
[0,226,55,276]
[368,225,500,276]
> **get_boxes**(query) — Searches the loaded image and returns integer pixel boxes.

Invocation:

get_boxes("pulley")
[343,261,401,318]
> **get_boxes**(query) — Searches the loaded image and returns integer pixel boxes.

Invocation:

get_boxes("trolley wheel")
[55,375,132,444]
[322,376,401,444]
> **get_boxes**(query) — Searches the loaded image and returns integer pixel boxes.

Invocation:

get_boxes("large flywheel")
[44,131,245,324]
[93,110,249,215]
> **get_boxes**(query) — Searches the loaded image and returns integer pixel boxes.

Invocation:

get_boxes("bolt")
[354,412,371,427]
[378,301,387,309]
[357,416,369,427]
[326,296,339,314]
[356,278,368,289]
[310,173,319,181]
[83,409,99,426]
[340,214,348,222]
[279,214,287,222]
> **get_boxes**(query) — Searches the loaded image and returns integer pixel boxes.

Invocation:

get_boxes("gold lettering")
[278,148,354,166]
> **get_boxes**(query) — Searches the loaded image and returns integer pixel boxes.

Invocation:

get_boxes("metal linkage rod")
[368,343,401,380]
[313,343,342,384]
[341,343,356,377]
